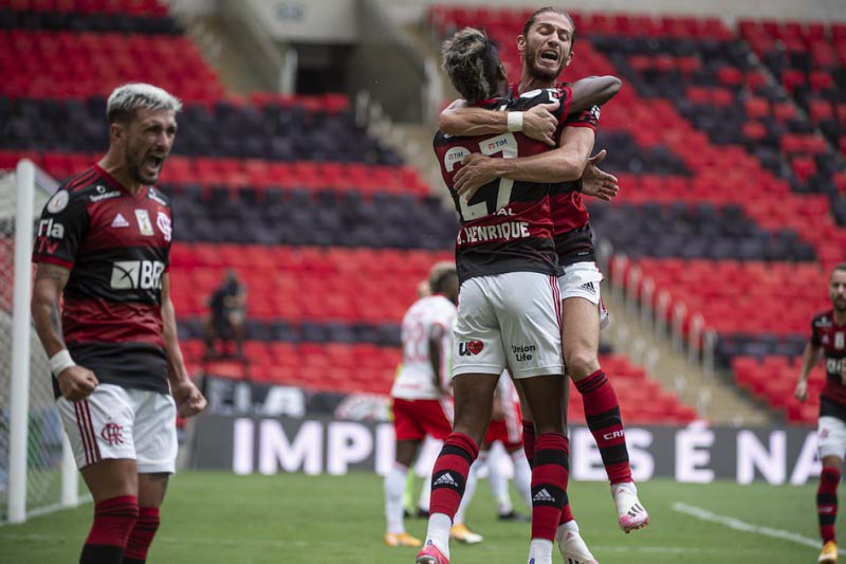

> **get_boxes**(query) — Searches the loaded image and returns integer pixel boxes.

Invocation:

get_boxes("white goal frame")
[5,159,80,524]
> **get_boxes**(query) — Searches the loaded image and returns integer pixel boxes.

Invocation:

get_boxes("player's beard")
[524,42,567,83]
[125,145,164,185]
[834,298,846,313]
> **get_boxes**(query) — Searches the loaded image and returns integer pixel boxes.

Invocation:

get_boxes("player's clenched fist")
[173,379,207,418]
[57,365,99,402]
[522,101,560,147]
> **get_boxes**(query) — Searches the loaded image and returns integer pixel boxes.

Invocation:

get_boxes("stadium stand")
[429,6,845,424]
[0,2,698,425]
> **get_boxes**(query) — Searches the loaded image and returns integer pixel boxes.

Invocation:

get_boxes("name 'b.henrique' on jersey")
[33,164,173,396]
[812,311,846,417]
[434,87,572,282]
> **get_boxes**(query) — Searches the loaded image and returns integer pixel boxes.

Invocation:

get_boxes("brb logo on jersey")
[110,260,165,291]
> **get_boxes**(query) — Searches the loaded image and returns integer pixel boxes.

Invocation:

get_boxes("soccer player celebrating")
[386,262,460,548]
[794,263,846,564]
[416,28,618,564]
[440,6,649,537]
[31,83,206,564]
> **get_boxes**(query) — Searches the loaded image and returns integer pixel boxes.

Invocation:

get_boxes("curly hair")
[441,27,501,104]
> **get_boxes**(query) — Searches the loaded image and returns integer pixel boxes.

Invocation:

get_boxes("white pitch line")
[672,502,845,555]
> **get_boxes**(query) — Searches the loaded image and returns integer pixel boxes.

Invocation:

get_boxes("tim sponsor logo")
[110,260,164,290]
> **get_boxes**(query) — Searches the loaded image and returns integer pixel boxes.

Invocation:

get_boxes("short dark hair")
[522,7,576,45]
[832,263,846,280]
[441,27,502,105]
[428,261,457,293]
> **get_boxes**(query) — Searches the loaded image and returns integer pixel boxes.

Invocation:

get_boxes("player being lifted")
[794,264,846,564]
[416,28,620,564]
[385,262,460,548]
[440,6,649,536]
[31,83,206,564]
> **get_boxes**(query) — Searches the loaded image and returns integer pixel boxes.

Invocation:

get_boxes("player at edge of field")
[416,28,621,564]
[794,263,846,564]
[31,83,206,564]
[439,6,650,538]
[385,262,461,548]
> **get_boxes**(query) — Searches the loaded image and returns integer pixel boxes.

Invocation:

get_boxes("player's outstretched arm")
[440,99,561,146]
[453,124,597,199]
[569,76,622,115]
[162,273,207,417]
[31,263,99,401]
[794,341,823,402]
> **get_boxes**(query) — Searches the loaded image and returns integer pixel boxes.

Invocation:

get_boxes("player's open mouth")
[540,50,559,62]
[144,156,165,175]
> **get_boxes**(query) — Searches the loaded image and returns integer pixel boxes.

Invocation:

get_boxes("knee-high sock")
[385,462,409,534]
[818,466,840,543]
[80,496,139,564]
[531,434,569,541]
[575,369,632,484]
[424,433,479,559]
[123,506,160,564]
[486,448,513,515]
[511,450,533,509]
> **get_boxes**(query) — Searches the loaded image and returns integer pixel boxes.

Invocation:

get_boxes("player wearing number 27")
[417,28,620,564]
[31,83,206,564]
[794,263,846,564]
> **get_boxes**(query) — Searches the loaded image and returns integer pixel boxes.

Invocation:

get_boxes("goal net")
[1,160,79,524]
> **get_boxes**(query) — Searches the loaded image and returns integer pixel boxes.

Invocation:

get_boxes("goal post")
[2,159,80,524]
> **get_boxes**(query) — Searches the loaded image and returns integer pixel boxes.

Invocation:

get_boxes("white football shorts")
[453,271,564,379]
[57,383,178,473]
[558,261,610,329]
[818,415,846,460]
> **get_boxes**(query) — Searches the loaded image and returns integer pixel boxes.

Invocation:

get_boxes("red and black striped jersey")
[811,311,846,410]
[433,87,572,283]
[550,104,601,267]
[33,165,172,394]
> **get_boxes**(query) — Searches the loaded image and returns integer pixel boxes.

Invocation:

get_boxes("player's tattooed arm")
[161,274,207,417]
[31,263,70,356]
[794,341,824,402]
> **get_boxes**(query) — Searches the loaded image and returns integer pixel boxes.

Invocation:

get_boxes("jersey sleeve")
[32,189,89,270]
[563,105,600,131]
[811,319,822,346]
[552,85,573,121]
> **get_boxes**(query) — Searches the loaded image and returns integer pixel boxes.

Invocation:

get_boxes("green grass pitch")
[0,472,830,563]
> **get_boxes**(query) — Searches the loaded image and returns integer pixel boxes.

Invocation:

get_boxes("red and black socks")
[429,432,480,520]
[124,506,161,564]
[818,466,841,544]
[576,369,632,485]
[80,495,139,564]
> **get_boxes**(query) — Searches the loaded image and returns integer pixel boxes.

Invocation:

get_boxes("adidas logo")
[111,213,130,228]
[434,473,458,487]
[533,488,555,503]
[579,282,596,294]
